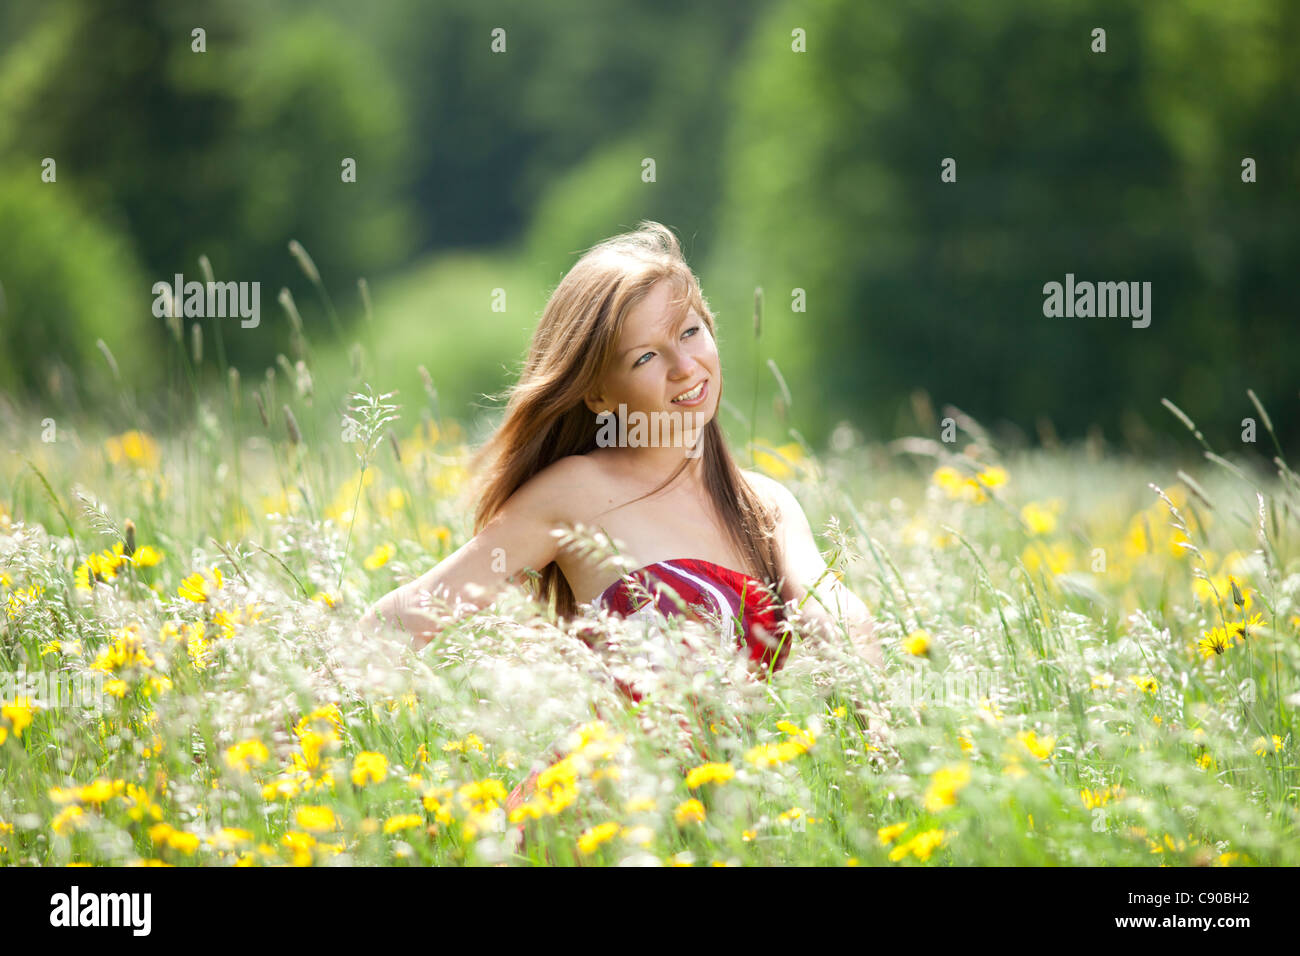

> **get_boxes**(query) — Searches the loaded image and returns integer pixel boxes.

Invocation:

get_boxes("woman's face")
[584,280,721,438]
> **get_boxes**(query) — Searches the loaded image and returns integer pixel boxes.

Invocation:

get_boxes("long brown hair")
[468,221,781,620]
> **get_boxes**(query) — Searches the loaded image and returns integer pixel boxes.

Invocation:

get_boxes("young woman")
[357,221,879,818]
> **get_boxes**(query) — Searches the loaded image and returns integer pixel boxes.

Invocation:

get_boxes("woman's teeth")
[672,382,705,403]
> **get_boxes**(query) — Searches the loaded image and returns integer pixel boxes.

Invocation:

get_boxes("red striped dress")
[504,558,791,822]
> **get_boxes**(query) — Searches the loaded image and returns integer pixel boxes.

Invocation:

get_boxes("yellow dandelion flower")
[1147,833,1187,855]
[744,723,816,768]
[166,830,200,855]
[1020,500,1060,536]
[52,806,85,835]
[145,676,172,696]
[1198,626,1230,658]
[1015,730,1055,761]
[902,630,931,656]
[442,733,486,755]
[1,697,36,738]
[744,743,787,768]
[931,464,1006,504]
[1129,675,1158,694]
[685,762,735,789]
[383,814,423,834]
[295,728,339,771]
[351,751,389,786]
[295,805,337,832]
[977,697,1004,723]
[1022,541,1073,576]
[177,566,223,603]
[674,798,706,825]
[751,441,804,480]
[877,822,908,845]
[422,788,455,825]
[1252,734,1283,757]
[932,466,976,503]
[923,763,972,812]
[888,827,949,862]
[956,726,974,753]
[224,739,270,773]
[130,545,164,568]
[978,466,1008,489]
[1228,613,1264,643]
[281,831,316,866]
[147,822,176,844]
[294,704,344,737]
[777,807,806,826]
[4,584,46,619]
[457,779,507,811]
[105,430,160,468]
[507,801,544,825]
[577,821,622,855]
[123,785,163,822]
[1079,785,1125,810]
[363,543,396,571]
[537,757,578,793]
[75,779,124,804]
[540,780,578,816]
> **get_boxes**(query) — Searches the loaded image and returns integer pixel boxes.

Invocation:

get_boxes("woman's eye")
[633,327,698,368]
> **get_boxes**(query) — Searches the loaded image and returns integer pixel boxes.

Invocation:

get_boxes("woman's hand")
[793,575,882,668]
[745,470,883,669]
[356,456,591,651]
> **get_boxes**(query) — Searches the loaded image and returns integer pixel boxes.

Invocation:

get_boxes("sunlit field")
[2,356,1297,866]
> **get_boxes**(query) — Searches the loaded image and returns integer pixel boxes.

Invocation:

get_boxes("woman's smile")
[669,378,708,406]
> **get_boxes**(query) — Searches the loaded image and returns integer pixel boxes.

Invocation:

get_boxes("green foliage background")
[0,0,1295,453]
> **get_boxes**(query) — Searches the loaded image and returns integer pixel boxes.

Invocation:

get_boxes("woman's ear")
[583,392,607,415]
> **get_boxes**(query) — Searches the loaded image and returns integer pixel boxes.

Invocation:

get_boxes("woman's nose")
[666,349,694,377]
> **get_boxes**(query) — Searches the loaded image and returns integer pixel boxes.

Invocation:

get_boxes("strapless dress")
[505,558,792,834]
[583,558,791,698]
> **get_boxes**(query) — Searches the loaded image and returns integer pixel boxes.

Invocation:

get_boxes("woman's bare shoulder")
[511,454,606,525]
[739,468,796,520]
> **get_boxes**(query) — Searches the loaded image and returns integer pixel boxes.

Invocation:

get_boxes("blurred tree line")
[707,0,1299,452]
[0,0,1294,452]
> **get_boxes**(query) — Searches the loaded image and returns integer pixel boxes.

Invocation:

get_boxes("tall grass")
[0,257,1296,866]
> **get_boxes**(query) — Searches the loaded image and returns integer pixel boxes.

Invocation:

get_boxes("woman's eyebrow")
[619,312,693,355]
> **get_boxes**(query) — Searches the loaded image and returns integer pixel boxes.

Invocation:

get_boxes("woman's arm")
[356,456,591,650]
[745,471,881,668]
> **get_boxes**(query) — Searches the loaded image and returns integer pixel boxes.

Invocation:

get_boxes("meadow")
[1,342,1297,866]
